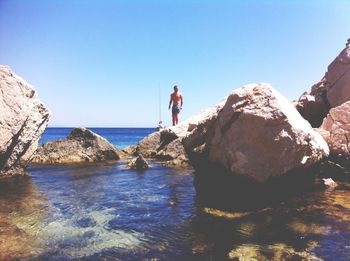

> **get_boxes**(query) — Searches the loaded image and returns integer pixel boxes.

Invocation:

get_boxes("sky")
[0,0,349,127]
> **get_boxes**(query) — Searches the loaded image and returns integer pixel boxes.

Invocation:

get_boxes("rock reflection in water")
[193,183,350,260]
[0,176,47,260]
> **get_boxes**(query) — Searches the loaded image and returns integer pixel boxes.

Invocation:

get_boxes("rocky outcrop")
[130,83,331,176]
[326,39,350,107]
[296,39,350,127]
[0,65,50,177]
[318,101,350,156]
[127,155,149,170]
[32,128,119,164]
[185,83,329,182]
[125,99,226,166]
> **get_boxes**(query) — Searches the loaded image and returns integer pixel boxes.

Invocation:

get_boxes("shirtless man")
[168,85,183,126]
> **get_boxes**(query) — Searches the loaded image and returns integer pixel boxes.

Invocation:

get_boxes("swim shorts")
[172,105,181,114]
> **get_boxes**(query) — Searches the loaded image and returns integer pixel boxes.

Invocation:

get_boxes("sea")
[1,128,350,260]
[39,127,156,149]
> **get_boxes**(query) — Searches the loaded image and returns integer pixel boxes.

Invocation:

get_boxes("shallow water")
[3,128,350,260]
[1,161,350,260]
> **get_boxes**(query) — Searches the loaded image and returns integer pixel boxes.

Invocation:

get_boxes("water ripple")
[2,162,350,260]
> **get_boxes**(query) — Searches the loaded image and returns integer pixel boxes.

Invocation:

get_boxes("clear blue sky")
[0,0,349,127]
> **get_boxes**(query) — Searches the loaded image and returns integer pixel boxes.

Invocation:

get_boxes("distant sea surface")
[40,127,156,148]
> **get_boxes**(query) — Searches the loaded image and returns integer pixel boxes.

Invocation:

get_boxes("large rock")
[0,65,50,177]
[318,101,350,156]
[186,83,329,182]
[32,128,120,164]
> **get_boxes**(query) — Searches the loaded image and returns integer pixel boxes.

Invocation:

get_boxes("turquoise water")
[1,128,350,260]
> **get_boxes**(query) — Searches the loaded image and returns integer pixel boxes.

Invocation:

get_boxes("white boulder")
[202,83,329,182]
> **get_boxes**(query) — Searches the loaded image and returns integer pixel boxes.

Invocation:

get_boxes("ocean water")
[1,128,350,260]
[39,127,156,149]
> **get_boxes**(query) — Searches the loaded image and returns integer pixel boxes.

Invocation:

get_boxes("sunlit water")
[1,128,350,260]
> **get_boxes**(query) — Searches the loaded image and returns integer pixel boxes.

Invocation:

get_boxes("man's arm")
[180,94,183,107]
[168,94,173,109]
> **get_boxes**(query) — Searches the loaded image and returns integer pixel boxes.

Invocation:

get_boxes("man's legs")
[175,113,179,125]
[172,113,176,126]
[172,113,179,126]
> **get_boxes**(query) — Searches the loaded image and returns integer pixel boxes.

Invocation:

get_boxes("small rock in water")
[322,178,337,189]
[128,155,149,170]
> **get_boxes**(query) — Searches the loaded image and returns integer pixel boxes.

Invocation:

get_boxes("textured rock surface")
[318,101,350,156]
[134,132,161,158]
[326,40,350,107]
[32,128,119,164]
[186,83,329,182]
[21,140,39,163]
[0,65,50,177]
[156,138,189,167]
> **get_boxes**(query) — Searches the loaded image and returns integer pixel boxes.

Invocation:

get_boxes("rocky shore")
[1,39,350,210]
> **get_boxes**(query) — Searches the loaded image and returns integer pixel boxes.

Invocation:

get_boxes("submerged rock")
[186,83,329,182]
[127,155,149,170]
[322,178,337,189]
[32,128,119,164]
[0,65,50,177]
